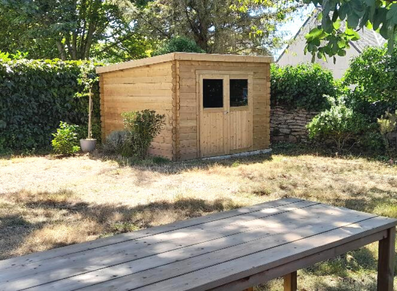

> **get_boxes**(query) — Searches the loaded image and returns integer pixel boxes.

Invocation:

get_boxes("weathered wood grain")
[0,201,317,288]
[0,198,301,270]
[377,227,396,291]
[1,199,395,291]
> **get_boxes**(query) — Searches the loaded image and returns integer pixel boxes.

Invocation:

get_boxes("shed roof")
[96,52,273,74]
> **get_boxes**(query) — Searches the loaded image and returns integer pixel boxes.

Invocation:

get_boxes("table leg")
[284,271,297,291]
[377,227,396,291]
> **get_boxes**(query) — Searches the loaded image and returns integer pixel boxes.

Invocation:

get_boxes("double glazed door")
[199,73,253,157]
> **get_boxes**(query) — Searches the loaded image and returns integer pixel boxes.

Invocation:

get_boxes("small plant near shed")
[121,110,165,159]
[103,130,129,155]
[52,122,80,155]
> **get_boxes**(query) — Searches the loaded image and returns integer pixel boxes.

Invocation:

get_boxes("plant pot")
[80,139,96,152]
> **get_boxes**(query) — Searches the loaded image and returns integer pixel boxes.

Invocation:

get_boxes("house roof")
[277,9,387,62]
[97,52,273,74]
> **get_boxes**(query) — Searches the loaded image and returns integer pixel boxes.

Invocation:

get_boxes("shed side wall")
[100,61,175,160]
[177,61,271,160]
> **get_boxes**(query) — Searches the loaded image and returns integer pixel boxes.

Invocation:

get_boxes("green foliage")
[378,110,397,136]
[270,64,336,111]
[307,98,369,152]
[51,122,80,155]
[377,110,397,156]
[76,123,101,142]
[121,110,165,159]
[358,130,386,154]
[0,59,101,151]
[152,37,205,56]
[0,51,28,61]
[0,0,149,61]
[344,47,397,103]
[302,1,397,58]
[125,0,302,54]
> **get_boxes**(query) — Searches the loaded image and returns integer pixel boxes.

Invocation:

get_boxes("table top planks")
[1,198,396,291]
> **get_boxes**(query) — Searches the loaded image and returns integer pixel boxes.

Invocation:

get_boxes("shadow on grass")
[0,189,242,260]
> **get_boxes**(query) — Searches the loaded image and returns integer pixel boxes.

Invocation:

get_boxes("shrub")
[358,131,385,154]
[121,110,165,159]
[342,47,397,122]
[270,63,336,111]
[0,59,101,152]
[152,36,205,56]
[307,98,369,152]
[344,47,397,103]
[377,110,397,157]
[103,130,129,155]
[51,122,80,155]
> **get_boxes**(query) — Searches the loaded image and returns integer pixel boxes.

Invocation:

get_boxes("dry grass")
[1,148,396,290]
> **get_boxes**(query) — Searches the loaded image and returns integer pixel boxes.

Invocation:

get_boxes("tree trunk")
[56,40,67,60]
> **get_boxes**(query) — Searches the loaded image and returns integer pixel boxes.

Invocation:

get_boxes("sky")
[273,5,314,59]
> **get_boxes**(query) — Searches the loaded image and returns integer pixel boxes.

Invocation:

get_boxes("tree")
[152,36,205,56]
[301,0,397,59]
[0,0,149,61]
[0,3,60,58]
[121,0,302,55]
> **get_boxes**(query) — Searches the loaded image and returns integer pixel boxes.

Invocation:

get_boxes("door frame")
[196,70,254,158]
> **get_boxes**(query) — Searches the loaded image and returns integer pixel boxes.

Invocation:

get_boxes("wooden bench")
[0,198,396,291]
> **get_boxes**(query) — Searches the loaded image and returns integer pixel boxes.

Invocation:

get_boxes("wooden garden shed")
[96,53,272,161]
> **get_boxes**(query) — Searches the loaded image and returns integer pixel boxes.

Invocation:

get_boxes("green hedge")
[270,63,337,112]
[0,59,101,152]
[343,47,397,122]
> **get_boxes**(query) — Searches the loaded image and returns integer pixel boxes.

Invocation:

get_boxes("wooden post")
[284,271,297,291]
[377,227,396,291]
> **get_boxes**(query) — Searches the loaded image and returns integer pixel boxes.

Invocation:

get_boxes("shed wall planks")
[100,61,174,160]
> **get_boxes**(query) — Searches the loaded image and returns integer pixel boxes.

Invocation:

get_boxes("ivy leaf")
[345,28,360,41]
[386,4,397,24]
[373,8,387,30]
[333,19,341,30]
[322,14,334,33]
[305,27,324,40]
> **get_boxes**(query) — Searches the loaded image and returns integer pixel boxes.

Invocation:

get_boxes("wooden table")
[0,198,396,291]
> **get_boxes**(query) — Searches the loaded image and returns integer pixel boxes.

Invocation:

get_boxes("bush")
[152,36,205,56]
[344,47,397,103]
[121,110,165,159]
[358,131,385,154]
[103,130,129,155]
[270,63,336,112]
[342,47,397,122]
[307,98,369,152]
[0,59,101,152]
[51,122,80,155]
[377,110,397,157]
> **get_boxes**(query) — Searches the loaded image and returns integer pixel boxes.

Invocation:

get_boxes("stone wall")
[271,106,318,143]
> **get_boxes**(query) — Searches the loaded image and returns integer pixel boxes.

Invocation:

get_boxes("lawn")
[1,147,396,290]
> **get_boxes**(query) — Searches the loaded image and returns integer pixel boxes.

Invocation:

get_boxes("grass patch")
[0,147,396,290]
